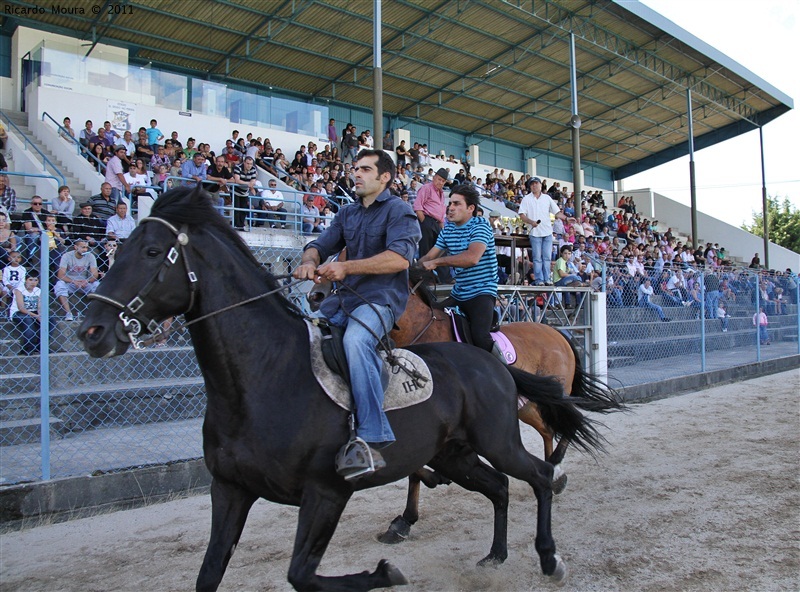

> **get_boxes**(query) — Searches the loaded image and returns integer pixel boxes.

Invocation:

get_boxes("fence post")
[590,291,608,383]
[39,228,51,481]
[754,271,761,362]
[796,279,800,354]
[699,270,706,371]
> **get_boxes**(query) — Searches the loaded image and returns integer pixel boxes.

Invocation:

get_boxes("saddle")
[306,321,434,412]
[319,322,351,387]
[445,307,517,365]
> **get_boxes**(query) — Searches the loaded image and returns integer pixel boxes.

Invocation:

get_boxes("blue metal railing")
[41,111,106,174]
[0,170,65,481]
[0,110,67,187]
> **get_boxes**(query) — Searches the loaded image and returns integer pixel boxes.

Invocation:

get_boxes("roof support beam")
[497,0,759,125]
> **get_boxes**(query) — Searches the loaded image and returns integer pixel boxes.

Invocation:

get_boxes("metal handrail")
[0,109,67,187]
[164,175,306,231]
[41,111,106,173]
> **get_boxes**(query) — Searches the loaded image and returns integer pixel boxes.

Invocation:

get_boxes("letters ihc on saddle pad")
[306,321,434,411]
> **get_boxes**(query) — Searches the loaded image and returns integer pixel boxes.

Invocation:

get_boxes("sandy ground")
[1,370,798,592]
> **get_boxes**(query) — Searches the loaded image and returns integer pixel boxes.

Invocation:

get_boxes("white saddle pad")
[306,321,434,411]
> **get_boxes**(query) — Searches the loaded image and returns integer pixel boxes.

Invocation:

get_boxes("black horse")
[79,186,602,591]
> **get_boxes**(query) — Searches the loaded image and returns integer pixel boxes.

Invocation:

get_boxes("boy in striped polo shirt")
[419,184,499,355]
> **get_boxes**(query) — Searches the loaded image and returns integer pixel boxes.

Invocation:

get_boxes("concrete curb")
[0,458,211,532]
[620,354,800,402]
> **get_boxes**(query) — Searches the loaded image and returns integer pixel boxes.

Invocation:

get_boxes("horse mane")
[149,185,305,319]
[414,282,440,309]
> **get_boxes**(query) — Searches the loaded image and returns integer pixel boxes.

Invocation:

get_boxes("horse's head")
[79,187,206,358]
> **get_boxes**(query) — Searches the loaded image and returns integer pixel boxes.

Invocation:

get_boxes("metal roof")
[3,0,793,179]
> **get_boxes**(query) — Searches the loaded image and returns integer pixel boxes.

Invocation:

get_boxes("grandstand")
[0,1,797,516]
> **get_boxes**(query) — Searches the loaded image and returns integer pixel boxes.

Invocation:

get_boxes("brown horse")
[393,280,617,462]
[374,277,623,544]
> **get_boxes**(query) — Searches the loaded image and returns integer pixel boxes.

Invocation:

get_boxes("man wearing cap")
[518,177,566,285]
[104,145,130,203]
[413,167,449,258]
[293,149,421,479]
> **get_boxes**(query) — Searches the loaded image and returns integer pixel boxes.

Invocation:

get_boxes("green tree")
[741,196,800,254]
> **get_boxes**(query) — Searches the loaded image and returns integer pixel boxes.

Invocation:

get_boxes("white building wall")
[625,188,799,272]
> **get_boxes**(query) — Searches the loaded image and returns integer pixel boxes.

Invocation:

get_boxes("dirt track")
[1,370,798,591]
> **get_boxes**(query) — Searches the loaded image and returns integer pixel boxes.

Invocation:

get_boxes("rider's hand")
[421,260,437,271]
[293,263,319,281]
[317,261,348,282]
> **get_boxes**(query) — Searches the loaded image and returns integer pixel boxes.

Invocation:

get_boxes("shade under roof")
[2,0,792,179]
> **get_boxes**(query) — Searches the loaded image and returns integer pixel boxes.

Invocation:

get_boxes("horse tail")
[507,366,606,456]
[559,330,627,414]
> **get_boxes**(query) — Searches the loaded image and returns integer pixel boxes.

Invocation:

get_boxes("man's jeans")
[639,299,666,320]
[110,187,124,205]
[12,313,56,356]
[554,274,583,307]
[328,303,395,445]
[705,289,721,319]
[530,234,554,284]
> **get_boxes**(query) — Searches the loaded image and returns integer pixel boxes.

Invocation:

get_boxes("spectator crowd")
[1,115,797,355]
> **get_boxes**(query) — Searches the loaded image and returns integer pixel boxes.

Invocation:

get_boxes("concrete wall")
[10,27,129,112]
[25,85,104,195]
[625,188,799,272]
[0,76,13,110]
[30,85,322,165]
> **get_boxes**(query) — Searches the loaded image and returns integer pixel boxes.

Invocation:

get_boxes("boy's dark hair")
[27,270,39,279]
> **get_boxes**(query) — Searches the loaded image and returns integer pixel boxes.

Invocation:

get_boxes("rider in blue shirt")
[294,149,421,479]
[418,184,499,355]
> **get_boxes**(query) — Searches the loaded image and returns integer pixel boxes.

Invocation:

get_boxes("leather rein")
[88,216,302,349]
[406,276,446,345]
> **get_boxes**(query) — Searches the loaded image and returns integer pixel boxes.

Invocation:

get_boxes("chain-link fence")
[1,238,307,485]
[2,224,798,486]
[603,265,800,389]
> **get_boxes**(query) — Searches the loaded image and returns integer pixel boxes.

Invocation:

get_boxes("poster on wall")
[107,100,137,135]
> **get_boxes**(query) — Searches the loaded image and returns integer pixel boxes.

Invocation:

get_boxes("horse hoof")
[377,516,410,545]
[377,559,408,586]
[476,553,506,568]
[548,554,568,586]
[552,473,568,495]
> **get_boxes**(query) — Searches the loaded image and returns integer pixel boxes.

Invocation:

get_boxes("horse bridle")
[88,216,199,349]
[88,216,304,349]
[406,274,447,345]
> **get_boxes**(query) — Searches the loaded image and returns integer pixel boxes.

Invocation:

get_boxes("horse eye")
[146,248,161,258]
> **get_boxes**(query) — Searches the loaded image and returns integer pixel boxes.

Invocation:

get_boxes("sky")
[621,0,799,229]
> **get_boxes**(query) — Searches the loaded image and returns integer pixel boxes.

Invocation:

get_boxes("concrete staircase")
[2,110,93,205]
[0,319,205,445]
